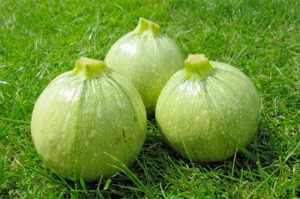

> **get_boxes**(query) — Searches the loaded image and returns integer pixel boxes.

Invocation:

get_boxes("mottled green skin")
[31,70,147,181]
[156,61,261,162]
[105,32,183,113]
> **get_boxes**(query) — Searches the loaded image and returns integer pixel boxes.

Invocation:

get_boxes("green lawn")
[1,0,299,198]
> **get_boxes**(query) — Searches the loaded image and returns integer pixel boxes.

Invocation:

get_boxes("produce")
[31,57,147,181]
[105,17,184,113]
[156,54,261,162]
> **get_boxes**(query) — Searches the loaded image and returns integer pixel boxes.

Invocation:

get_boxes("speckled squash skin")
[156,55,261,162]
[31,58,147,181]
[105,18,184,113]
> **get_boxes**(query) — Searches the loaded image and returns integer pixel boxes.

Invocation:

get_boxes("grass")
[0,0,299,198]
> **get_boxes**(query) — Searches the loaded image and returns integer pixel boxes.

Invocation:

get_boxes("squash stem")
[72,57,107,79]
[184,54,213,80]
[133,17,161,36]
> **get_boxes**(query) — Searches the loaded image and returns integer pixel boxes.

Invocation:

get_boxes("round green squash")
[156,54,261,162]
[31,57,147,181]
[105,18,184,113]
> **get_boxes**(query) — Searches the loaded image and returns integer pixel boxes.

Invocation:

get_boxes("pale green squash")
[105,18,184,113]
[31,57,147,181]
[156,54,261,162]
